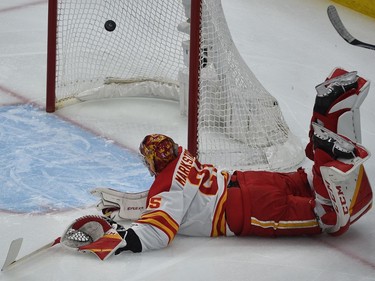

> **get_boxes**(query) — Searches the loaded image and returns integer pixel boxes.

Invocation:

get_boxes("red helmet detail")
[139,134,178,175]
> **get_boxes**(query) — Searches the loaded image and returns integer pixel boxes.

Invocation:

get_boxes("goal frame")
[45,0,305,171]
[46,0,58,114]
[45,0,201,156]
[187,0,201,158]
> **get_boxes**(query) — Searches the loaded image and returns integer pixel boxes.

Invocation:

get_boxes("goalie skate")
[314,70,358,100]
[312,122,355,159]
[313,124,372,234]
[306,68,370,160]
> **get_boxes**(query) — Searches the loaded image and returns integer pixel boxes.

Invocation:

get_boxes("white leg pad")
[335,80,370,143]
[320,147,371,233]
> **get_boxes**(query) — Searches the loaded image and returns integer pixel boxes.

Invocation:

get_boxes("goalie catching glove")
[61,215,142,260]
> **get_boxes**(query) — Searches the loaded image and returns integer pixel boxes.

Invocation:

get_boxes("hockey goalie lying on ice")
[61,68,373,261]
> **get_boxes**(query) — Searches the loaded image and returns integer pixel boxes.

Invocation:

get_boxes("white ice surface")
[1,0,375,280]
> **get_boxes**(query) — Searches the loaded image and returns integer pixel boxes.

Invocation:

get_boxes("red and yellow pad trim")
[349,165,373,220]
[78,231,123,260]
[349,164,364,214]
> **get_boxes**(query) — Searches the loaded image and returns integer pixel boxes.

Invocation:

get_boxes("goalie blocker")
[91,188,148,221]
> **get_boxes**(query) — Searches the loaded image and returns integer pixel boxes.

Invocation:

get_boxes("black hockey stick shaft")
[327,5,375,51]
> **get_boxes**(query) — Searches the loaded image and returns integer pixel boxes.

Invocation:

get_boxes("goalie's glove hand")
[91,187,148,221]
[61,215,142,259]
[61,215,127,260]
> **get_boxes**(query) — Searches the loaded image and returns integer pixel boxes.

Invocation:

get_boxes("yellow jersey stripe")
[140,211,179,232]
[211,189,227,236]
[137,218,176,242]
[137,210,179,243]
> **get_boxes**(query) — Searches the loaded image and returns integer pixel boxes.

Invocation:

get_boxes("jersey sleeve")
[130,189,183,251]
[128,150,189,251]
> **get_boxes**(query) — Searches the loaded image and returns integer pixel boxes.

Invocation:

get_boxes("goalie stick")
[1,237,60,272]
[327,5,375,51]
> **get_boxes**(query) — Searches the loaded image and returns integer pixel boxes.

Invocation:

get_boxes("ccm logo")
[325,181,349,215]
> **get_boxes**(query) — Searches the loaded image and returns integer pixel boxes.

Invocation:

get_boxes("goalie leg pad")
[311,130,372,235]
[319,162,372,235]
[306,67,370,160]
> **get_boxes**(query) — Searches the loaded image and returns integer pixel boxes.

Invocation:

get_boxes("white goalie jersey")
[129,147,231,251]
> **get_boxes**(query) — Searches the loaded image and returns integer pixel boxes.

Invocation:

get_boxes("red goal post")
[46,0,305,171]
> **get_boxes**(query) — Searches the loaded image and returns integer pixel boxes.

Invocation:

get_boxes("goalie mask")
[139,134,178,176]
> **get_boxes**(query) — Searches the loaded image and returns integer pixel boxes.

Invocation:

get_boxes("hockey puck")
[104,20,116,32]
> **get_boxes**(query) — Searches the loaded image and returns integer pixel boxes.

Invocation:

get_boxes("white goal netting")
[49,0,305,171]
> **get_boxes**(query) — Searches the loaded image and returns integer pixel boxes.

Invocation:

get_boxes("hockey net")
[46,0,304,171]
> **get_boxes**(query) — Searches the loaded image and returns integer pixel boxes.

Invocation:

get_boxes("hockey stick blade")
[1,238,23,271]
[1,237,61,272]
[327,5,375,51]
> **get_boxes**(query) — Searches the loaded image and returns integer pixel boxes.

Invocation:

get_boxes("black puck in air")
[104,20,116,32]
